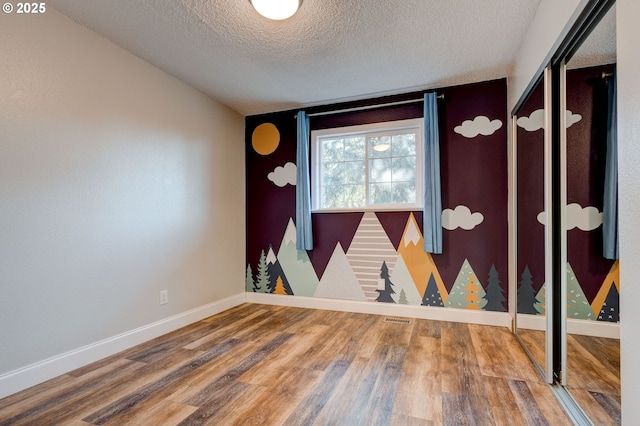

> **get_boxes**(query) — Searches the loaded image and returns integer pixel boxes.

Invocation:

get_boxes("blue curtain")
[296,111,313,250]
[423,93,442,254]
[603,71,618,260]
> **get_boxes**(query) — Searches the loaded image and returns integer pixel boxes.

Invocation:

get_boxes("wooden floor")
[518,328,621,425]
[0,304,572,426]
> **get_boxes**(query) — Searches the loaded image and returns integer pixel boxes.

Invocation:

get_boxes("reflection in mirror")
[564,4,620,423]
[515,76,547,376]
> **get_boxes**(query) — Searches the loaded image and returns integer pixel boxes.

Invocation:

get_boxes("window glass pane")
[313,119,422,210]
[322,162,343,186]
[322,184,366,208]
[344,185,366,207]
[370,183,392,204]
[392,134,416,156]
[369,136,392,158]
[391,156,416,182]
[322,185,343,208]
[344,137,365,161]
[321,138,344,162]
[344,161,365,184]
[392,182,416,203]
[369,158,392,183]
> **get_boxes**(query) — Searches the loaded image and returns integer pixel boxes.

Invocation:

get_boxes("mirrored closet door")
[514,71,553,382]
[513,1,620,423]
[560,3,620,422]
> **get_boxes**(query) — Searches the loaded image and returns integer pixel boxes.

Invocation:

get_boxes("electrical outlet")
[160,290,168,305]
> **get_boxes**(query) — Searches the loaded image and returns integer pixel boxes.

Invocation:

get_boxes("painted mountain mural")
[315,242,367,301]
[397,213,448,304]
[592,260,620,323]
[277,218,319,297]
[346,212,398,301]
[422,273,445,307]
[566,262,594,320]
[597,284,619,322]
[446,258,487,310]
[389,256,422,305]
[535,283,546,315]
[266,244,293,295]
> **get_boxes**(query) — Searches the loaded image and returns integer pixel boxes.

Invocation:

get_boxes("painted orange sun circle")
[252,123,280,155]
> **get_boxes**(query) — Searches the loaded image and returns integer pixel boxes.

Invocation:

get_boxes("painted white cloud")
[442,205,484,231]
[565,110,582,128]
[267,162,296,187]
[536,203,602,231]
[454,116,503,138]
[517,109,544,131]
[517,109,582,132]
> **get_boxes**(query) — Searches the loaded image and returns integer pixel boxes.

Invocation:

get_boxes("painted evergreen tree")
[274,276,288,295]
[517,265,538,314]
[484,264,506,312]
[464,275,484,310]
[398,288,409,304]
[245,264,254,292]
[597,283,619,322]
[375,261,396,303]
[253,250,270,293]
[421,273,444,307]
[535,283,546,315]
[446,259,486,309]
[566,263,595,320]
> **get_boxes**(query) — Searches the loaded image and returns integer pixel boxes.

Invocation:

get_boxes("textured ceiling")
[49,0,543,116]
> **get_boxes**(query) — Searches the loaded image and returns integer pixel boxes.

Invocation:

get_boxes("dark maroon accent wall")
[246,79,509,307]
[566,65,616,302]
[516,79,545,295]
[516,65,617,307]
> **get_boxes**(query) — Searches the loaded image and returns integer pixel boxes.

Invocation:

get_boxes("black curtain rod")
[294,93,444,119]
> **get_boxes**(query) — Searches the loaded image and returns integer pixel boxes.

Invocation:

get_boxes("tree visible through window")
[312,118,423,211]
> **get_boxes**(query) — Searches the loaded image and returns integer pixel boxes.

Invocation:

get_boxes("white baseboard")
[246,293,512,328]
[516,313,620,339]
[0,293,245,400]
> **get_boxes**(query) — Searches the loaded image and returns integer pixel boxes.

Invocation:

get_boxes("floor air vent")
[383,317,412,325]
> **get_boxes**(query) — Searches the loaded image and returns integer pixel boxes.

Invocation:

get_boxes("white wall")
[617,0,640,422]
[510,0,640,422]
[0,10,245,392]
[508,0,585,111]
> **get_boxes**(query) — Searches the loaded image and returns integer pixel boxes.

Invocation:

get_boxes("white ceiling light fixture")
[250,0,302,20]
[373,143,390,152]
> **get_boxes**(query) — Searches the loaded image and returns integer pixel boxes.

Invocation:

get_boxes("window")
[311,118,423,211]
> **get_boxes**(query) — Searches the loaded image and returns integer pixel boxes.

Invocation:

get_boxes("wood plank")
[365,344,408,425]
[184,332,293,407]
[82,339,243,425]
[517,329,546,373]
[283,353,354,426]
[442,393,476,426]
[482,376,527,425]
[217,367,322,425]
[590,391,621,425]
[392,336,442,423]
[0,357,144,425]
[17,349,199,426]
[566,333,620,394]
[314,347,390,424]
[508,380,552,426]
[177,381,251,426]
[469,324,540,382]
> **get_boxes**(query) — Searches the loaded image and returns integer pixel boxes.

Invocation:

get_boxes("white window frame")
[311,118,423,212]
